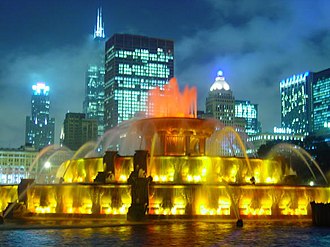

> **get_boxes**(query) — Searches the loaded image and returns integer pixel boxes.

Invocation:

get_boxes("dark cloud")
[176,0,330,132]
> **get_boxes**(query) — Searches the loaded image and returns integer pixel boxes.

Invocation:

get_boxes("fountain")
[1,78,329,223]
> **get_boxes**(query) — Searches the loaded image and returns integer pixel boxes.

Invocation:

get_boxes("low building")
[0,145,38,184]
[247,128,304,154]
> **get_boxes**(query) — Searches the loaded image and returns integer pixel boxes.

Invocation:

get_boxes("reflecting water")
[1,220,330,246]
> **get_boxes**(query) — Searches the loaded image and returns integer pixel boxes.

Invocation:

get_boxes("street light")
[44,161,51,169]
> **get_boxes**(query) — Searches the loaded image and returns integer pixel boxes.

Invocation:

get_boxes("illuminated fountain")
[1,78,330,222]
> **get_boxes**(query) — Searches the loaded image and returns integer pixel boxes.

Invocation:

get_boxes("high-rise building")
[25,82,55,150]
[235,100,261,135]
[280,72,310,136]
[62,113,98,151]
[280,68,330,136]
[83,8,106,137]
[104,34,174,129]
[206,71,235,126]
[309,68,330,134]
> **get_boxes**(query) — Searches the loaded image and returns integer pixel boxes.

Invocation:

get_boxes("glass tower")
[104,34,174,129]
[83,8,106,137]
[310,68,330,134]
[25,82,55,150]
[235,100,261,135]
[280,72,310,135]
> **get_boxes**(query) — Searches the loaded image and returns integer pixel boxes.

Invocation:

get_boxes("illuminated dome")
[210,70,230,91]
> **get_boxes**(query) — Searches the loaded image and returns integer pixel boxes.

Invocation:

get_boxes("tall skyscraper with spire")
[25,82,55,150]
[83,8,106,137]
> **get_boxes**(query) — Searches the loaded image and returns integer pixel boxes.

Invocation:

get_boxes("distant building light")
[32,82,49,95]
[273,127,292,134]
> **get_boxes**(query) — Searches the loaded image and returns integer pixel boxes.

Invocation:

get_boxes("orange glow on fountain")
[147,78,197,118]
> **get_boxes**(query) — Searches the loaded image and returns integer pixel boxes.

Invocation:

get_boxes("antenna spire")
[93,7,105,39]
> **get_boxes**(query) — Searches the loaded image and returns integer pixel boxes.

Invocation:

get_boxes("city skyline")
[1,0,330,147]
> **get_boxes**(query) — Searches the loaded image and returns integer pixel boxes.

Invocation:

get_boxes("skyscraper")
[280,72,310,135]
[25,82,55,150]
[83,8,106,137]
[309,68,330,134]
[235,100,261,135]
[104,34,174,129]
[206,71,235,126]
[62,113,98,151]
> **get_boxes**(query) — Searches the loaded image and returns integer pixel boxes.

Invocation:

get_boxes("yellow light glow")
[153,175,159,181]
[119,175,127,182]
[119,205,127,214]
[35,206,52,214]
[200,205,207,215]
[193,175,201,182]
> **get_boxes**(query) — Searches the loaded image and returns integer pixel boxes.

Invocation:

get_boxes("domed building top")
[210,70,230,91]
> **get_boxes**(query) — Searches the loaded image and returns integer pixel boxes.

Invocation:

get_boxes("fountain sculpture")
[1,78,329,222]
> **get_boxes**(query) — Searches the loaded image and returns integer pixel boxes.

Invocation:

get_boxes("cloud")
[0,36,97,147]
[175,0,330,132]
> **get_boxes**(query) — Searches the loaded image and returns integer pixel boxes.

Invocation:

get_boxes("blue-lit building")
[83,8,106,137]
[104,34,174,129]
[280,68,330,136]
[25,82,55,150]
[280,72,310,136]
[309,68,330,134]
[235,100,261,136]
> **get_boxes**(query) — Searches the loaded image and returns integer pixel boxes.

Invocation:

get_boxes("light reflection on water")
[1,220,330,247]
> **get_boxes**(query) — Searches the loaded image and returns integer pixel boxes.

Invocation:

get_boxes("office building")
[25,82,55,150]
[83,8,106,137]
[104,34,174,129]
[247,128,304,154]
[62,113,98,151]
[0,145,38,184]
[280,68,330,136]
[205,70,235,126]
[235,100,261,136]
[309,68,330,134]
[280,72,310,136]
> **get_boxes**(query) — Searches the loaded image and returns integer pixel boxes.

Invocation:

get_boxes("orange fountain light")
[147,78,197,118]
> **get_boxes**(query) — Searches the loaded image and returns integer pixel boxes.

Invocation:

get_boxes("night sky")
[1,0,330,148]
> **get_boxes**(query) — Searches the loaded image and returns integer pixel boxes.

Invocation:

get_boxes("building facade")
[247,128,304,154]
[0,146,38,184]
[83,8,106,137]
[25,82,55,150]
[280,72,310,136]
[280,68,330,136]
[235,100,261,136]
[104,34,174,129]
[309,68,330,134]
[206,71,235,126]
[62,113,98,151]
